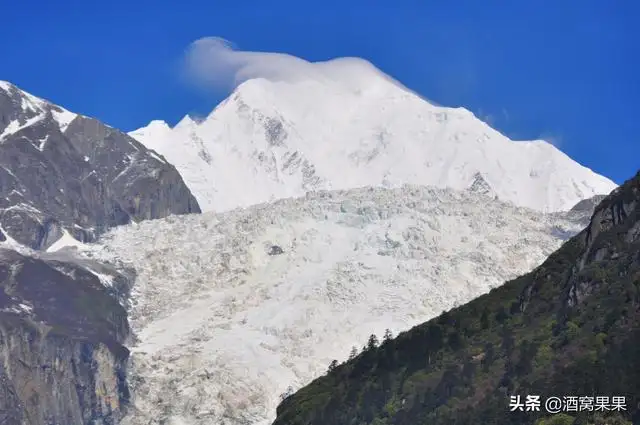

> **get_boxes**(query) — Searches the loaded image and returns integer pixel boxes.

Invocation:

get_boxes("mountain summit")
[130,60,616,212]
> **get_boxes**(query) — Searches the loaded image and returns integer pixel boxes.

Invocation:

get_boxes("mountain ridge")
[0,81,200,250]
[130,72,616,214]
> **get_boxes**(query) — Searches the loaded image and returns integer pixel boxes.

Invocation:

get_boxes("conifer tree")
[349,346,358,360]
[367,334,379,350]
[383,329,393,342]
[328,359,339,373]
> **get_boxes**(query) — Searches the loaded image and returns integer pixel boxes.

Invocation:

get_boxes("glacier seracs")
[79,185,587,425]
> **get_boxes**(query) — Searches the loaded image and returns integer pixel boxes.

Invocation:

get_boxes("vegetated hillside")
[273,170,640,425]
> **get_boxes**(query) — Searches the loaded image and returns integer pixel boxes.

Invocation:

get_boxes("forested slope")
[273,170,640,425]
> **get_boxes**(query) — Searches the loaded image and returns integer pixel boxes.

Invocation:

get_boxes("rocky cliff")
[0,81,200,424]
[0,248,131,425]
[0,81,200,250]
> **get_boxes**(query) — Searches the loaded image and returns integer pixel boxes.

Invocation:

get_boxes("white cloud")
[539,133,563,148]
[182,36,428,100]
[183,37,313,91]
[501,108,509,122]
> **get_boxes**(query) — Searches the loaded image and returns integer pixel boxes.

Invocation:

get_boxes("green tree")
[594,332,607,350]
[348,346,358,360]
[482,342,495,371]
[328,359,339,373]
[367,334,379,350]
[501,326,515,355]
[566,321,580,341]
[495,306,509,324]
[533,343,553,370]
[383,329,393,343]
[448,331,464,351]
[516,339,538,375]
[480,308,490,329]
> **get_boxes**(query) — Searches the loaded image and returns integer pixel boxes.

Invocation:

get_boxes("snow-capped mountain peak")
[130,60,616,213]
[128,119,171,141]
[0,80,200,250]
[147,119,171,129]
[174,114,198,130]
[0,81,77,140]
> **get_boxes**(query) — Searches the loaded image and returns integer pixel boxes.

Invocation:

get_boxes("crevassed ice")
[79,185,585,425]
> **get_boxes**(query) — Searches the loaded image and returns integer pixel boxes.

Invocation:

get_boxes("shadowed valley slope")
[273,170,640,425]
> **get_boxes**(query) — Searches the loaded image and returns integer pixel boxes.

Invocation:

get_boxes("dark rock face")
[0,82,200,250]
[569,194,608,214]
[552,194,613,230]
[268,245,285,256]
[0,81,187,424]
[0,248,131,425]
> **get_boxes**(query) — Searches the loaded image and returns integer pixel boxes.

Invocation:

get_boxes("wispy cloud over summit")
[183,36,310,91]
[182,36,423,98]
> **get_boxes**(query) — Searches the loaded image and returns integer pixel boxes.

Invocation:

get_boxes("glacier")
[78,185,588,425]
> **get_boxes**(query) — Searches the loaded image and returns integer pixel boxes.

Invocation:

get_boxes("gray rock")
[0,248,131,425]
[568,194,608,214]
[0,81,199,424]
[550,194,612,230]
[268,245,284,256]
[0,82,200,250]
[468,172,495,197]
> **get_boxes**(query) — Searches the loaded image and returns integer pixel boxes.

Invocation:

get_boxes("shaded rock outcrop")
[0,81,200,250]
[0,248,131,425]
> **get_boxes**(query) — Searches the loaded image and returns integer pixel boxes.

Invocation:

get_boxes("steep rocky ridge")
[0,81,200,250]
[0,248,132,425]
[0,80,195,424]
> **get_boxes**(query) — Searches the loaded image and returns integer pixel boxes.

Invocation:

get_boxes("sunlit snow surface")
[46,229,88,252]
[78,186,585,425]
[130,61,616,213]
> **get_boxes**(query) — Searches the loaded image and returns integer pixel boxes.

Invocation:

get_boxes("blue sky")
[1,0,637,184]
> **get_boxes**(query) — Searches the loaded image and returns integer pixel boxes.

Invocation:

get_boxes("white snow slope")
[79,185,586,425]
[129,59,616,213]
